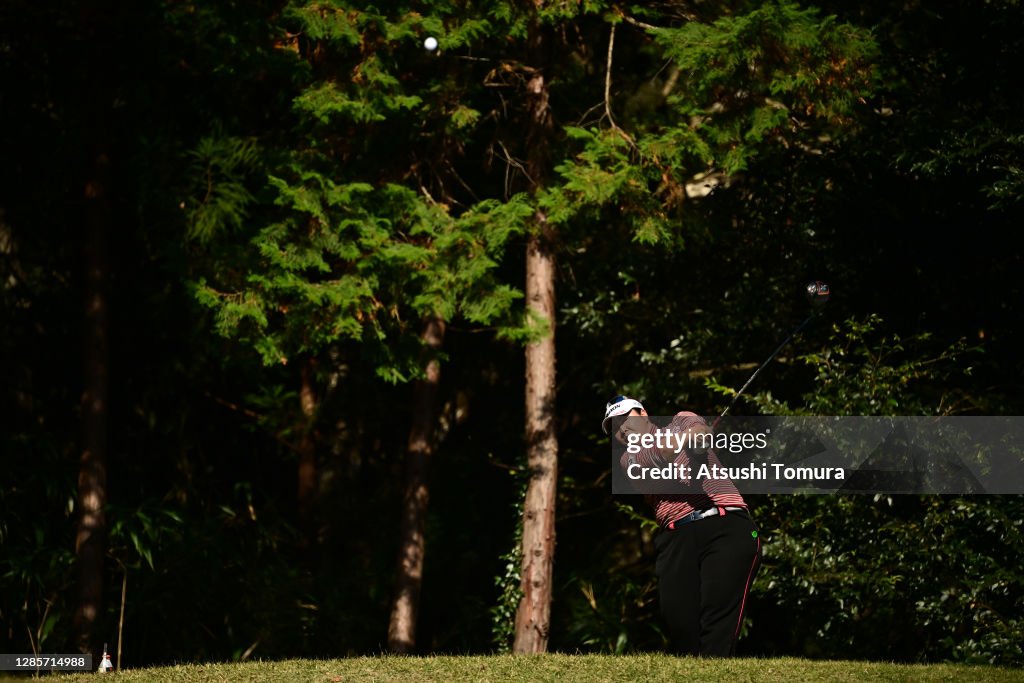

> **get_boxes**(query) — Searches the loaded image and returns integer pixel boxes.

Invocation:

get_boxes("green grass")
[14,655,1019,683]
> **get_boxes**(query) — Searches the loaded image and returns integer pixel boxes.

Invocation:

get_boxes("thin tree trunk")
[73,149,111,656]
[297,358,318,525]
[387,316,446,653]
[514,223,558,654]
[513,11,559,653]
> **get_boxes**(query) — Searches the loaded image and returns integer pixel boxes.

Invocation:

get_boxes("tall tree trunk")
[387,316,446,653]
[514,222,558,654]
[297,358,318,527]
[514,12,558,653]
[73,149,111,656]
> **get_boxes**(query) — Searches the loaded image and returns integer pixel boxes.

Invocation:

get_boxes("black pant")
[654,510,761,656]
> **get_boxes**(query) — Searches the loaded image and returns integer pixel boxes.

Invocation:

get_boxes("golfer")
[603,395,762,657]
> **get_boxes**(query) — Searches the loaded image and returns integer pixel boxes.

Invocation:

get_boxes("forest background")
[1,0,1022,668]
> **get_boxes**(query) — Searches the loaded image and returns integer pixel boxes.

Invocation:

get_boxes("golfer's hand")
[682,422,713,455]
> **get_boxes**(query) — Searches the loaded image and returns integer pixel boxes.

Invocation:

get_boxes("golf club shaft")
[712,314,813,429]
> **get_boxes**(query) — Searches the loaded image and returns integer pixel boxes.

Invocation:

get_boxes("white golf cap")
[602,395,645,434]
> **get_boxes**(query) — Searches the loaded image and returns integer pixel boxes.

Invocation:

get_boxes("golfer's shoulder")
[671,410,709,431]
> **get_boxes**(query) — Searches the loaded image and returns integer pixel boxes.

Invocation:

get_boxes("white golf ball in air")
[424,36,438,51]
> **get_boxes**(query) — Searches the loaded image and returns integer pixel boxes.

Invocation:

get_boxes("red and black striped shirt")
[619,411,747,527]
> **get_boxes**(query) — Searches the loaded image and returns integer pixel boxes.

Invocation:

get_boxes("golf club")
[711,280,829,429]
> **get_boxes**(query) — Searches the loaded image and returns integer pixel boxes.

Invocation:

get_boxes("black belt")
[666,506,745,530]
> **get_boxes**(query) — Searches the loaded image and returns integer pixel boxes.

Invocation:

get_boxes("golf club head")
[805,280,830,307]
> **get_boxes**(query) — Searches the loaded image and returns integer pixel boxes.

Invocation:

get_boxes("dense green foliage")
[2,0,1022,668]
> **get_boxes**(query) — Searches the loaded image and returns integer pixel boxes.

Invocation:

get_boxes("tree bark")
[513,12,559,653]
[514,221,558,654]
[387,316,446,653]
[297,358,318,526]
[73,149,111,657]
